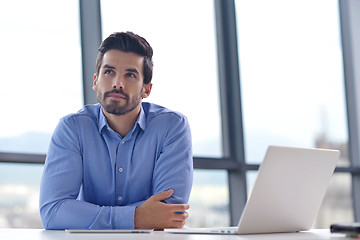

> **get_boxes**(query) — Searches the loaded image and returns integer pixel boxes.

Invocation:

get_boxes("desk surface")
[0,228,350,240]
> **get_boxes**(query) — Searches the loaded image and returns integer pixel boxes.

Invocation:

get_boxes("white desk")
[0,228,351,240]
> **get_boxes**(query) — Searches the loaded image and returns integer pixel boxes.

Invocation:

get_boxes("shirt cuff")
[113,205,136,229]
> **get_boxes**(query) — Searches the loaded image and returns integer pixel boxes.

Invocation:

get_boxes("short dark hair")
[96,32,153,84]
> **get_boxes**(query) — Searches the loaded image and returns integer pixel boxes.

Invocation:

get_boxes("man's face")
[93,49,152,116]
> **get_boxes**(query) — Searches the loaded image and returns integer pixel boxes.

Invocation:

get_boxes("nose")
[113,75,124,89]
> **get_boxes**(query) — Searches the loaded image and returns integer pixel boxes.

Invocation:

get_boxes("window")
[0,0,82,227]
[187,170,229,227]
[0,163,43,228]
[236,0,352,227]
[0,0,83,154]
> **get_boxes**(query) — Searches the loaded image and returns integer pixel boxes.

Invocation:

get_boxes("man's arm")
[134,112,193,229]
[152,112,193,204]
[39,116,136,229]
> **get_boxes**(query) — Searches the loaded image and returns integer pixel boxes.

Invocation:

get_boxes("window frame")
[1,0,360,226]
[339,0,360,220]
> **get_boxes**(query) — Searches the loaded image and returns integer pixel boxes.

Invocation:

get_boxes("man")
[39,32,193,230]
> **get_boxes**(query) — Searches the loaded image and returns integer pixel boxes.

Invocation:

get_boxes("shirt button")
[121,141,125,144]
[107,127,111,131]
[118,196,123,201]
[119,168,123,173]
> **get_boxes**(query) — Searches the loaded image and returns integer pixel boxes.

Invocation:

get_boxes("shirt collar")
[137,105,147,132]
[98,104,147,135]
[98,106,108,134]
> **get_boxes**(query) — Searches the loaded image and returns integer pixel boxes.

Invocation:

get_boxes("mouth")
[105,90,128,101]
[108,93,126,100]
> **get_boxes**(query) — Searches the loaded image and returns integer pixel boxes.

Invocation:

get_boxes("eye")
[126,72,136,78]
[104,69,114,75]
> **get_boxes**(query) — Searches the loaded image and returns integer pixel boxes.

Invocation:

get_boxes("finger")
[168,203,190,212]
[151,189,174,201]
[172,211,189,221]
[169,219,187,228]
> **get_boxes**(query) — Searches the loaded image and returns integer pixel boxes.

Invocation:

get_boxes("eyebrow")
[126,68,140,75]
[102,64,115,69]
[102,65,139,75]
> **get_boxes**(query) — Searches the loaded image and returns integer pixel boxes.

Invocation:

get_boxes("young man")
[39,32,193,230]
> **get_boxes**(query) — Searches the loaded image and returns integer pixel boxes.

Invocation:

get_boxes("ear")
[93,73,98,91]
[142,83,153,99]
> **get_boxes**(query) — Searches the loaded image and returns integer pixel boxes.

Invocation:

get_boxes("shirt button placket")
[116,140,126,204]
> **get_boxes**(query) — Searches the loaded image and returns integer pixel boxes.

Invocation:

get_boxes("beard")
[97,88,143,116]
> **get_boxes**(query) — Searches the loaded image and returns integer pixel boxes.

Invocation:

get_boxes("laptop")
[166,145,340,235]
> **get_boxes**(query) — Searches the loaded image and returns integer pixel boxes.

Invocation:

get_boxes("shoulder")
[141,102,191,140]
[61,104,100,124]
[52,104,101,143]
[142,102,188,125]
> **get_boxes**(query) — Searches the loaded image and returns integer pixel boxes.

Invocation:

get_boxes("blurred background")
[0,0,359,229]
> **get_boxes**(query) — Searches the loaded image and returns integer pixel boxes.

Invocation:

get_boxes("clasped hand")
[134,189,190,229]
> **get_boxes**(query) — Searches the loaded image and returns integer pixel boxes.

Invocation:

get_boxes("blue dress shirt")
[39,102,193,230]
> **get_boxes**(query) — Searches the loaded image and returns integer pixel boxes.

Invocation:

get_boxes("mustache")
[104,89,129,99]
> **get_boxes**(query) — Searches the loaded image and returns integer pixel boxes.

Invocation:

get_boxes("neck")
[103,105,141,138]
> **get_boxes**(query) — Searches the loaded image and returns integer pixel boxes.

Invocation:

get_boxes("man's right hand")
[134,189,190,230]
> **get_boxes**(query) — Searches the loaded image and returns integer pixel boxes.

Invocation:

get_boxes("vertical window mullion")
[339,0,360,221]
[80,0,102,105]
[214,0,247,226]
